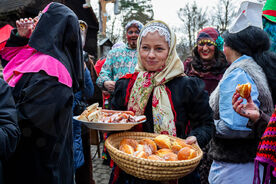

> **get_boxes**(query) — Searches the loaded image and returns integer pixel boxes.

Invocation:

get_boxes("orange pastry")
[171,139,193,153]
[119,144,134,155]
[135,144,152,155]
[163,152,178,161]
[139,139,157,153]
[155,148,174,158]
[134,151,148,159]
[154,135,171,149]
[147,155,165,161]
[119,138,138,149]
[177,147,197,160]
[236,82,251,98]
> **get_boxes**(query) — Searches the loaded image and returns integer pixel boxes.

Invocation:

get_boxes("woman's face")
[139,31,169,72]
[197,40,215,60]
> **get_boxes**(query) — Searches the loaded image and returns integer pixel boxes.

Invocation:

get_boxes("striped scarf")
[254,108,276,184]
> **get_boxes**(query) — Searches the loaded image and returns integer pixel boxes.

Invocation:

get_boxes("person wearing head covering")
[183,27,228,184]
[96,19,143,164]
[208,1,276,184]
[108,20,214,184]
[72,20,95,183]
[262,0,276,52]
[96,20,143,96]
[183,27,229,95]
[0,2,84,184]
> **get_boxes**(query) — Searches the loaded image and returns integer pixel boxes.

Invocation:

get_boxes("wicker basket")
[105,131,203,181]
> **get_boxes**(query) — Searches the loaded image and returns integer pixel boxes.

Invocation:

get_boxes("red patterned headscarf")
[196,27,224,51]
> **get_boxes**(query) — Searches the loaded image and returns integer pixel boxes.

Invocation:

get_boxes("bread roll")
[139,139,157,153]
[119,144,134,155]
[119,138,138,149]
[134,151,148,159]
[87,110,100,122]
[135,144,152,155]
[163,152,178,161]
[177,147,197,160]
[155,148,174,158]
[154,135,171,149]
[147,155,165,161]
[171,139,193,153]
[236,82,251,98]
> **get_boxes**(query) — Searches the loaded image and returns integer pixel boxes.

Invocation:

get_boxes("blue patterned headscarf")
[125,20,143,31]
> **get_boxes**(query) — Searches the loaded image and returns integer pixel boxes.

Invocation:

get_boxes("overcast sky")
[90,0,252,42]
[151,0,245,28]
[90,0,245,27]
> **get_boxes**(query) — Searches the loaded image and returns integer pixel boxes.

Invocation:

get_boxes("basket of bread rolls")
[105,131,203,181]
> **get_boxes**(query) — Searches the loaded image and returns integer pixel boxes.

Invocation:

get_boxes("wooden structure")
[99,0,120,36]
[98,37,113,58]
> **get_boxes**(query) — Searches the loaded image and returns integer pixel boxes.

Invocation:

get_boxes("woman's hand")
[185,136,197,145]
[232,92,260,122]
[16,18,34,38]
[104,81,116,92]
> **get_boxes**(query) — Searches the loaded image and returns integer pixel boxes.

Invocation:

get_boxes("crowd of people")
[0,0,275,184]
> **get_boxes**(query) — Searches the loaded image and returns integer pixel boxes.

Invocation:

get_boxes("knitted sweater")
[209,56,274,163]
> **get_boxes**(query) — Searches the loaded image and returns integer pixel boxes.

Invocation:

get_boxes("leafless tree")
[178,1,208,51]
[212,0,238,33]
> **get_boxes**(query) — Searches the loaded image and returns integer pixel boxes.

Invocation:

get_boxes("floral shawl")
[127,20,184,136]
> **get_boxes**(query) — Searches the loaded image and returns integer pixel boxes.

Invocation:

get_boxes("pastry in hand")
[177,147,197,160]
[236,82,251,98]
[154,135,171,149]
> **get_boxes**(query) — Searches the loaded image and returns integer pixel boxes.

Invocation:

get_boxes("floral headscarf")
[127,20,184,136]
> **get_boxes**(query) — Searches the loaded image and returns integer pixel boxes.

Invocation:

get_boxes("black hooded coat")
[1,2,84,184]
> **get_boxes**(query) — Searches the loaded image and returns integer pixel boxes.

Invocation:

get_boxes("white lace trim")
[140,22,171,46]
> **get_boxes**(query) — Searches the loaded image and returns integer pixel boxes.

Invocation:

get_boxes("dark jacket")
[0,3,83,184]
[0,79,20,184]
[109,75,215,184]
[72,68,94,171]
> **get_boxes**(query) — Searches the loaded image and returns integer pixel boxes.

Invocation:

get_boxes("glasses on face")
[127,30,140,35]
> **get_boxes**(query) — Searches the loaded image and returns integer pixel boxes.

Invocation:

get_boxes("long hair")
[191,46,228,75]
[224,26,276,104]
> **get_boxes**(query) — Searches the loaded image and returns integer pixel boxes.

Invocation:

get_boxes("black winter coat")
[0,79,20,184]
[109,75,215,184]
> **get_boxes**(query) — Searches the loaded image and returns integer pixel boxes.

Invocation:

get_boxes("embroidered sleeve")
[96,53,114,89]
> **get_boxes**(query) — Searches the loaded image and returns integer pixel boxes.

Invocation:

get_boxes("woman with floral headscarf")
[0,2,83,184]
[109,20,214,184]
[183,27,229,95]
